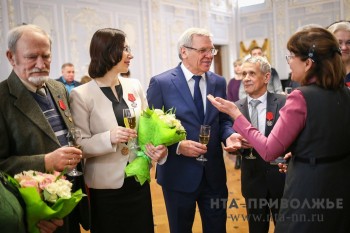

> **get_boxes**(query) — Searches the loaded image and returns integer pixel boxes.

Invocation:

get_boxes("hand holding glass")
[66,128,83,176]
[197,125,210,162]
[123,108,138,150]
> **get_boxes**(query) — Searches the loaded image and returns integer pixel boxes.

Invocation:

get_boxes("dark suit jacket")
[236,92,286,199]
[147,64,234,193]
[0,71,90,232]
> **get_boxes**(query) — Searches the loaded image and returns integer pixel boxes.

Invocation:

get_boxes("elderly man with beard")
[0,24,89,233]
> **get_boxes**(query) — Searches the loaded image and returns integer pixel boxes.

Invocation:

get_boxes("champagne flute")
[245,148,257,159]
[66,128,83,176]
[197,125,210,162]
[123,108,138,150]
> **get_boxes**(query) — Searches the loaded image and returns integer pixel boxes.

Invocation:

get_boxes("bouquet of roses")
[8,170,86,233]
[125,107,186,184]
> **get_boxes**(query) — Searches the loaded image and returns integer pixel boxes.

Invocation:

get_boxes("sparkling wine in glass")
[245,148,257,160]
[197,125,211,162]
[66,128,83,176]
[123,108,138,150]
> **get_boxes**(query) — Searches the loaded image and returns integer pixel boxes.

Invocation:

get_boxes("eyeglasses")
[285,54,295,63]
[183,46,218,56]
[339,41,350,47]
[123,46,131,53]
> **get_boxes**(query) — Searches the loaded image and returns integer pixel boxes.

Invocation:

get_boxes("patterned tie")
[193,75,204,123]
[36,87,46,96]
[249,99,261,130]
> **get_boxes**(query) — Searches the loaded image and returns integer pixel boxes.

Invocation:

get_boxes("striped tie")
[36,87,46,96]
[249,99,261,130]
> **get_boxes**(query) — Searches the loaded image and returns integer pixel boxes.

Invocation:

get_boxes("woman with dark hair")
[69,28,167,233]
[208,27,350,232]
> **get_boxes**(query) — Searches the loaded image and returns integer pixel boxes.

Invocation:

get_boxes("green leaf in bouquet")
[125,155,151,185]
[55,167,68,182]
[43,189,58,203]
[142,106,155,118]
[125,106,186,185]
[18,187,86,233]
[6,173,20,188]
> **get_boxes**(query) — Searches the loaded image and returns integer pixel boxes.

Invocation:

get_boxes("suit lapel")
[265,92,278,136]
[204,72,217,124]
[171,66,203,122]
[8,74,61,145]
[119,78,134,109]
[119,78,143,120]
[46,80,74,131]
[238,99,250,121]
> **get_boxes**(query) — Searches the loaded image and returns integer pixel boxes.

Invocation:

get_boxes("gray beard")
[28,76,49,87]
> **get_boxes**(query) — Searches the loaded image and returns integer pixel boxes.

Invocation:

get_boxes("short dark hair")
[249,46,262,55]
[88,28,126,78]
[61,62,74,70]
[287,27,344,89]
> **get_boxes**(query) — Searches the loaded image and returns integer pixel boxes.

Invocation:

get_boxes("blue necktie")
[193,75,204,123]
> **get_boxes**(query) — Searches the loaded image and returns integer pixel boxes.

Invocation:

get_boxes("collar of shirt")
[18,76,47,93]
[180,63,206,82]
[61,77,75,86]
[247,91,268,134]
[247,91,267,108]
[180,63,207,112]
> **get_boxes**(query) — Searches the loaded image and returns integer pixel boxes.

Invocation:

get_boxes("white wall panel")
[0,0,348,89]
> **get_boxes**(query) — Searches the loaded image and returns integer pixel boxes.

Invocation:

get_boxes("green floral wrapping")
[7,175,86,233]
[125,108,186,185]
[20,188,84,233]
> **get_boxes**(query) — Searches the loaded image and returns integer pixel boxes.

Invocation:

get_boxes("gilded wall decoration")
[239,38,270,61]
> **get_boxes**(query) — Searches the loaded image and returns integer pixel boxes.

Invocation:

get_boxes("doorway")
[213,45,223,76]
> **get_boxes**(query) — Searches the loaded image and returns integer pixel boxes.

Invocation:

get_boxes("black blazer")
[236,92,286,199]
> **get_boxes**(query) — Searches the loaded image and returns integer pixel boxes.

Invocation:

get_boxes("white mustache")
[29,68,49,74]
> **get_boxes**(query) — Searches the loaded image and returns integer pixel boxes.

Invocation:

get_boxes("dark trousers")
[162,175,228,233]
[245,196,280,233]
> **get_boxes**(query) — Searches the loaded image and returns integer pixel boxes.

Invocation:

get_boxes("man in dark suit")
[147,28,240,233]
[56,63,81,94]
[0,24,89,233]
[235,56,286,233]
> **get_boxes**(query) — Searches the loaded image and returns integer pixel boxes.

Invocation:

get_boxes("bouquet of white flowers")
[125,107,186,184]
[8,170,85,233]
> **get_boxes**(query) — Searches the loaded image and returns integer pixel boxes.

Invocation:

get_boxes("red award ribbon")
[266,112,274,121]
[266,112,274,126]
[128,93,136,102]
[58,100,67,111]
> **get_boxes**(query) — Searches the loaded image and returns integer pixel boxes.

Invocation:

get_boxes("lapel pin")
[128,93,137,108]
[266,111,274,126]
